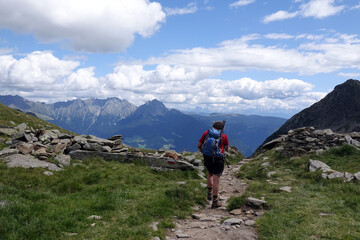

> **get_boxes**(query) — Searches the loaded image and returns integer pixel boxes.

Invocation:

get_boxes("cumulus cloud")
[229,0,255,8]
[265,33,294,39]
[263,10,299,23]
[165,2,198,16]
[0,0,165,52]
[3,31,359,114]
[147,32,360,75]
[264,0,344,23]
[0,51,79,91]
[300,0,344,18]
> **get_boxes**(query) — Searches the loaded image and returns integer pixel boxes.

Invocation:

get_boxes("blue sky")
[0,0,359,117]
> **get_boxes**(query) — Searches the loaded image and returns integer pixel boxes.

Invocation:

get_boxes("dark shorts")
[203,154,224,176]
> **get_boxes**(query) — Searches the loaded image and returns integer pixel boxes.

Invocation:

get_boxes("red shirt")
[199,130,229,154]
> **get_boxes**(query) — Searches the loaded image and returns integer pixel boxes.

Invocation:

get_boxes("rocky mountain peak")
[136,99,168,117]
[262,79,360,145]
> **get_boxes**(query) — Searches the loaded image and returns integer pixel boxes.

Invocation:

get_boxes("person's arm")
[197,142,202,152]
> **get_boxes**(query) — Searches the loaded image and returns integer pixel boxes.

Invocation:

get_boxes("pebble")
[43,171,54,176]
[87,215,102,220]
[230,209,242,215]
[279,186,292,193]
[244,220,256,226]
[176,233,190,238]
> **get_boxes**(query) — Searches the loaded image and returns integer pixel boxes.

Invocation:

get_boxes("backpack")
[201,127,224,158]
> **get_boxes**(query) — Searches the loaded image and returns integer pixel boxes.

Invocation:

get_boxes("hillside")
[263,79,360,145]
[0,103,72,134]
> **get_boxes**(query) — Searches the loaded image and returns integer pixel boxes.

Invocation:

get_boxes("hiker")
[197,121,229,208]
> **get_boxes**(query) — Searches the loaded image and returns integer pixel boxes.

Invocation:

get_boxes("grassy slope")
[0,158,205,240]
[228,145,360,240]
[0,103,72,134]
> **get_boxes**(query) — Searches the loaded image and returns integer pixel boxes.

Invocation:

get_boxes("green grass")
[0,158,206,240]
[233,145,360,240]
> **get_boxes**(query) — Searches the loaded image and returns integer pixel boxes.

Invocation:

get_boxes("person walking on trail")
[197,121,229,208]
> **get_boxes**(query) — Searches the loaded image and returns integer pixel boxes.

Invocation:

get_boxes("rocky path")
[165,159,260,240]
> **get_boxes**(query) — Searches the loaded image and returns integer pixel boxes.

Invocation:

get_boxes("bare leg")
[207,173,213,188]
[213,175,220,196]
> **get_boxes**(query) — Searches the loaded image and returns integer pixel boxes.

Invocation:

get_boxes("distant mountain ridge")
[0,95,286,156]
[0,95,136,135]
[263,79,360,145]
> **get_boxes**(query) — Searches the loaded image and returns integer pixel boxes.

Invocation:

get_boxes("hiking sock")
[207,187,213,201]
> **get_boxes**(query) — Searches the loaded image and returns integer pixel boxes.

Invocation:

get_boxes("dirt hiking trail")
[165,159,260,240]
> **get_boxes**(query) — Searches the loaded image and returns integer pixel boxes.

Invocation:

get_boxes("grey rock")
[344,172,354,182]
[3,154,62,171]
[193,159,202,166]
[15,123,28,132]
[247,197,267,206]
[66,143,81,152]
[261,162,270,167]
[354,172,360,181]
[86,135,114,147]
[87,215,102,220]
[266,171,276,178]
[308,159,332,172]
[55,154,71,166]
[0,148,19,158]
[102,146,112,153]
[221,218,244,226]
[184,155,196,163]
[43,171,54,176]
[150,222,159,231]
[244,220,256,226]
[327,171,344,179]
[83,143,103,152]
[176,233,190,238]
[0,127,17,136]
[324,129,334,135]
[279,186,292,193]
[73,135,88,145]
[16,142,34,155]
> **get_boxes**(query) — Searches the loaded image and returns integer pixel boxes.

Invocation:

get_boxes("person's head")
[212,121,224,130]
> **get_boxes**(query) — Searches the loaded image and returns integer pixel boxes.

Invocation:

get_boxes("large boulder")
[3,154,62,171]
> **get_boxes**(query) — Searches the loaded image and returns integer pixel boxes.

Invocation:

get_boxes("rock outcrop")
[308,159,360,182]
[258,126,360,157]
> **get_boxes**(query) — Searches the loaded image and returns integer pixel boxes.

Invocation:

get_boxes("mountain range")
[0,95,287,156]
[263,79,360,145]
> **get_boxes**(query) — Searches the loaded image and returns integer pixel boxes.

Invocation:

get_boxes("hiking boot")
[211,199,222,208]
[207,192,212,201]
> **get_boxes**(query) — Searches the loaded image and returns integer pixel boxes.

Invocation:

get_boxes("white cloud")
[2,31,358,114]
[265,33,294,40]
[338,72,360,78]
[300,0,344,18]
[351,3,360,10]
[165,2,197,16]
[147,32,360,75]
[229,0,255,8]
[263,10,299,23]
[0,51,79,91]
[264,0,344,23]
[0,0,165,53]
